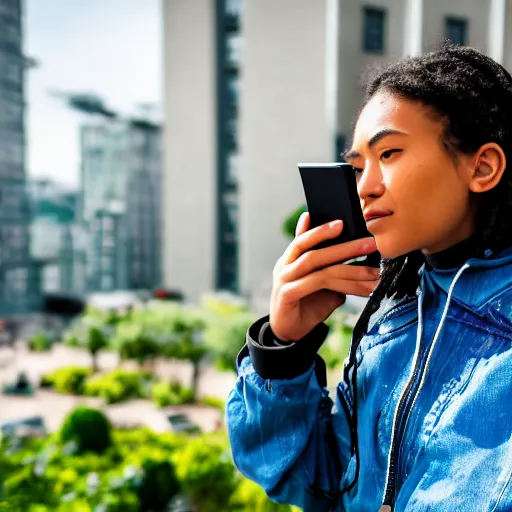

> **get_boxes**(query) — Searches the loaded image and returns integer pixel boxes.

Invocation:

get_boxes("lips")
[363,209,393,222]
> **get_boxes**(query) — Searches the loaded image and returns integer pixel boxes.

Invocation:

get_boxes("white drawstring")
[382,262,470,505]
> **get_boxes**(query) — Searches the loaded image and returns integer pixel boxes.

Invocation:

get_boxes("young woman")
[226,43,512,511]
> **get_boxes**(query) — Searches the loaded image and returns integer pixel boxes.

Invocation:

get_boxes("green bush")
[200,395,225,411]
[151,381,194,408]
[137,459,181,511]
[42,366,92,395]
[28,332,54,352]
[204,312,254,373]
[84,369,151,404]
[64,316,110,372]
[172,436,237,512]
[200,291,248,316]
[283,204,307,240]
[112,321,161,367]
[0,426,301,512]
[230,478,299,512]
[60,406,113,454]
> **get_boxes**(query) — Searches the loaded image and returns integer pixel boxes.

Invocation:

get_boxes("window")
[445,17,468,46]
[363,7,386,53]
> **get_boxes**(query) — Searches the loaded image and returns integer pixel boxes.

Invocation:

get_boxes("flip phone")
[298,162,381,267]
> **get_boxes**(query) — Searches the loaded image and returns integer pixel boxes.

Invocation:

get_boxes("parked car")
[166,413,200,435]
[0,416,47,439]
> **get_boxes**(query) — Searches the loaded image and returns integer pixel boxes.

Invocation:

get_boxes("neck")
[423,235,477,270]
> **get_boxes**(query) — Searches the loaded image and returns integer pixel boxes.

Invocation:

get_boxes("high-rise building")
[0,0,41,315]
[163,0,243,302]
[29,178,86,295]
[80,118,162,292]
[162,0,511,307]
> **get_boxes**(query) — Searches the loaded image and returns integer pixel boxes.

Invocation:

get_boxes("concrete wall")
[162,0,217,302]
[238,0,333,306]
[423,0,491,53]
[336,0,408,144]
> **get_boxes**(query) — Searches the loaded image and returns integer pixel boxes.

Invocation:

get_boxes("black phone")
[298,162,381,267]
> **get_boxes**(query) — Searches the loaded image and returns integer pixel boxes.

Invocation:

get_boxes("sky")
[25,0,162,188]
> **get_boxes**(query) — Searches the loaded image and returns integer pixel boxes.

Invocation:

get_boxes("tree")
[162,311,208,402]
[64,315,110,372]
[112,322,161,370]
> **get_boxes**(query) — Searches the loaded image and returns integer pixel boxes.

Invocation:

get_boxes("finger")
[282,247,381,283]
[279,271,378,305]
[282,235,377,279]
[295,212,310,236]
[282,219,344,265]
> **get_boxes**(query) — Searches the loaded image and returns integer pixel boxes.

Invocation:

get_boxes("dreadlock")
[341,42,512,495]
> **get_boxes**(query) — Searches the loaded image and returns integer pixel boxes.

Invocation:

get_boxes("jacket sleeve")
[225,315,354,510]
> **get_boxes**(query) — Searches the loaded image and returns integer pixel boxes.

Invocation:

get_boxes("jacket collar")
[423,246,512,308]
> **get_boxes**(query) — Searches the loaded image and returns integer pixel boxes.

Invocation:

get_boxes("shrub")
[60,406,112,454]
[230,478,298,512]
[137,459,181,511]
[112,322,161,367]
[283,204,307,240]
[151,381,194,408]
[204,312,254,373]
[42,366,92,395]
[200,395,225,411]
[84,369,152,404]
[172,436,237,512]
[64,316,110,372]
[28,332,54,352]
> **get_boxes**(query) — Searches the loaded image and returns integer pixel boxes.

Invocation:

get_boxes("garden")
[1,258,355,510]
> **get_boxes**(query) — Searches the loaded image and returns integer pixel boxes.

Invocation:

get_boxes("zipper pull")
[378,506,392,512]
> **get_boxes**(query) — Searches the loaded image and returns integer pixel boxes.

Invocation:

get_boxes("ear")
[468,143,507,194]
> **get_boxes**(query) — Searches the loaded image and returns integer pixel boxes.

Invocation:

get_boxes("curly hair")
[354,41,512,344]
[341,42,512,495]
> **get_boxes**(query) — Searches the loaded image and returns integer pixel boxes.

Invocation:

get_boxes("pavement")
[0,342,235,434]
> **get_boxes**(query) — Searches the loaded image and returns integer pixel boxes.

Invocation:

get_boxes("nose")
[357,161,385,202]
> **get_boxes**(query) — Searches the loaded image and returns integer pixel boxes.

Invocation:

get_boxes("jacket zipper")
[381,306,426,508]
[380,263,469,510]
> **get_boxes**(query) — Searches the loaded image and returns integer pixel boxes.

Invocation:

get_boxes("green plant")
[84,369,151,404]
[60,406,113,454]
[41,366,92,395]
[230,478,298,512]
[200,395,225,411]
[151,381,194,408]
[283,204,307,240]
[159,309,209,402]
[112,321,161,369]
[137,459,181,511]
[173,436,237,512]
[28,332,54,352]
[204,312,254,373]
[64,315,110,372]
[200,291,248,316]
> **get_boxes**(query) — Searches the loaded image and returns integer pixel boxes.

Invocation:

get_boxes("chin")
[374,236,418,260]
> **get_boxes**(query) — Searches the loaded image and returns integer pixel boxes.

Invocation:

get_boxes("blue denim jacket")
[226,248,512,511]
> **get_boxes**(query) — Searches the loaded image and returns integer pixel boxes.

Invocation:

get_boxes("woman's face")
[344,91,478,259]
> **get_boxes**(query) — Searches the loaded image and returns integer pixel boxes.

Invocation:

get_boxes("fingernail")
[329,220,342,229]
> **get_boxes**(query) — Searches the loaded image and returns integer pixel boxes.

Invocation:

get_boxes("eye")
[352,165,364,174]
[380,149,402,160]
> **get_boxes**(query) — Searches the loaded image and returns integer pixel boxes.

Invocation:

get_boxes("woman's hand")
[270,213,380,342]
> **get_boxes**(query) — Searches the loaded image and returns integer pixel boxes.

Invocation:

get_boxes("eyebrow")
[343,128,407,161]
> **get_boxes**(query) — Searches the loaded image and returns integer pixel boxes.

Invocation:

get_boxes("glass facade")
[81,119,162,292]
[215,0,243,293]
[0,0,41,315]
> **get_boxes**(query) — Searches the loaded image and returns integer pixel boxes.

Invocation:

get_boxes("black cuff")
[236,315,329,385]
